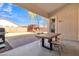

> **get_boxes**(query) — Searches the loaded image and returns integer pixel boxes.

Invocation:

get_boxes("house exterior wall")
[78,4,79,40]
[50,4,78,40]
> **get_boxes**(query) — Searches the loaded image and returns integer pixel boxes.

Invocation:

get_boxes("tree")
[28,11,36,24]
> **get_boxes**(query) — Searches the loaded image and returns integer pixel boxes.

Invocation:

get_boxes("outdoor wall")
[51,4,78,40]
[78,4,79,40]
[5,27,27,33]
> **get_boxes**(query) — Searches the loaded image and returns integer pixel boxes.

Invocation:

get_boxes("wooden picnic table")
[35,33,61,50]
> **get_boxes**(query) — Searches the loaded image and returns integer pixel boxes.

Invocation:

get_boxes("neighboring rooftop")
[0,18,18,27]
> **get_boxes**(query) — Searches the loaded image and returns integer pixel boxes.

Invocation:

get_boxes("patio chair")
[52,38,63,56]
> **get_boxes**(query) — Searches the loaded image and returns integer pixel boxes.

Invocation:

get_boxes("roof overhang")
[13,3,68,18]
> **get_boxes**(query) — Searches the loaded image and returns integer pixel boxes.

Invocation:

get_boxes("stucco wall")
[78,4,79,40]
[51,4,78,40]
[5,27,27,33]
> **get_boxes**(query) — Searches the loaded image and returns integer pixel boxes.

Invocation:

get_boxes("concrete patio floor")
[6,34,38,48]
[0,33,79,56]
[0,39,79,56]
[0,37,79,56]
[0,33,38,53]
[0,40,59,56]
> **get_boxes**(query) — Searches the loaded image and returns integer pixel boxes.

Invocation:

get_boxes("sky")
[0,3,48,26]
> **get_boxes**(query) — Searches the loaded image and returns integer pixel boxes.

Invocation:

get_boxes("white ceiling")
[33,3,66,13]
[14,3,67,18]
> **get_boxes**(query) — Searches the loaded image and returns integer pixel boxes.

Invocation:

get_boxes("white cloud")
[0,3,3,8]
[4,6,12,12]
[0,11,18,18]
[3,4,13,13]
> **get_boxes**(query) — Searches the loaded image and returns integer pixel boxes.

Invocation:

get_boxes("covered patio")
[0,3,79,56]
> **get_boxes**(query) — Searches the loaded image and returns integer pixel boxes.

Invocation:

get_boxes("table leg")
[42,38,44,47]
[49,42,53,50]
[48,39,53,50]
[41,38,53,50]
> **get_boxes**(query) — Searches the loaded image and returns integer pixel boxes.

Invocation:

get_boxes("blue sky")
[0,3,47,26]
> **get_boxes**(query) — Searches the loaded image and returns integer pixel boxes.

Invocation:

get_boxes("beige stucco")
[51,4,78,40]
[78,4,79,40]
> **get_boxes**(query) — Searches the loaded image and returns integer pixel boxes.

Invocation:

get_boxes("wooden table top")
[35,33,61,39]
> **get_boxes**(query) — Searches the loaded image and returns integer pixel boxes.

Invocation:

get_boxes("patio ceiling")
[13,3,68,18]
